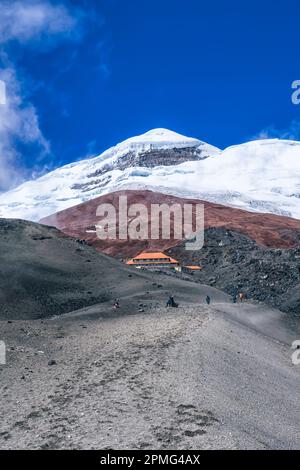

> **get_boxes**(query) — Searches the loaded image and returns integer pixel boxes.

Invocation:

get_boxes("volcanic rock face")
[40,189,300,259]
[87,146,210,176]
[72,146,210,192]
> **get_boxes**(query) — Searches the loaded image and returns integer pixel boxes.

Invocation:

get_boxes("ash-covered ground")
[1,296,299,450]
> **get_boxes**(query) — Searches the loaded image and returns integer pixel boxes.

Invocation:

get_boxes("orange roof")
[132,251,170,260]
[184,265,202,270]
[126,251,178,265]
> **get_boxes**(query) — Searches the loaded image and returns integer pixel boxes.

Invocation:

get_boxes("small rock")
[48,360,57,366]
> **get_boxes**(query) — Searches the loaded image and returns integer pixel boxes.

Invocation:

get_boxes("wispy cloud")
[0,63,50,191]
[0,0,83,45]
[252,120,300,141]
[98,62,111,80]
[95,38,112,80]
[0,0,90,192]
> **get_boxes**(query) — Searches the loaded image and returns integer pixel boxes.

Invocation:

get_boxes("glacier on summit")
[0,128,300,221]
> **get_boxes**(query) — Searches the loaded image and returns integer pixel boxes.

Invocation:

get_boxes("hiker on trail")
[232,287,238,303]
[166,296,178,308]
[206,295,211,305]
[239,292,245,302]
[113,299,120,309]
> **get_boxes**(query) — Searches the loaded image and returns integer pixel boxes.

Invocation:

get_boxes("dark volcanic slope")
[167,227,300,315]
[0,219,158,320]
[40,190,300,259]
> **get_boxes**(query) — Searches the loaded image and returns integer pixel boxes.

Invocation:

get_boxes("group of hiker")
[166,290,246,308]
[166,294,212,307]
[113,291,246,310]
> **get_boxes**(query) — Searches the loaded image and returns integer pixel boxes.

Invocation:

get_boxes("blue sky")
[0,0,300,191]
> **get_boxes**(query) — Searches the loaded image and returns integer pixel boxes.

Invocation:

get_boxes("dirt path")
[0,301,299,449]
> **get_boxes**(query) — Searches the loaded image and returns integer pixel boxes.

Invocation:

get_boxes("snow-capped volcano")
[104,127,208,151]
[0,128,300,221]
[0,128,219,220]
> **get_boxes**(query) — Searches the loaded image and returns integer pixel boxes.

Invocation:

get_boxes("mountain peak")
[131,128,197,141]
[114,127,204,150]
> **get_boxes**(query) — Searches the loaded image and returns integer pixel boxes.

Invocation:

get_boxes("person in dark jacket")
[206,295,211,305]
[166,296,178,308]
[232,287,238,303]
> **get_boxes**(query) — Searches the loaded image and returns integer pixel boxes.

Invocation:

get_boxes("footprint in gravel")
[0,431,12,441]
[173,404,219,439]
[27,410,41,419]
[137,441,152,450]
[184,429,206,437]
[13,420,31,431]
[153,426,181,447]
[40,436,62,450]
[177,404,219,424]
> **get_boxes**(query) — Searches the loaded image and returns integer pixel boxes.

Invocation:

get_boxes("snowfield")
[0,128,300,221]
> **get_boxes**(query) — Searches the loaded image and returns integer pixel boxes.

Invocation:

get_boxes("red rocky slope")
[40,190,300,258]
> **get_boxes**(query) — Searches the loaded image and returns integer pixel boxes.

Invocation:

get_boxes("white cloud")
[0,0,88,193]
[0,65,50,191]
[0,0,82,45]
[253,120,300,141]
